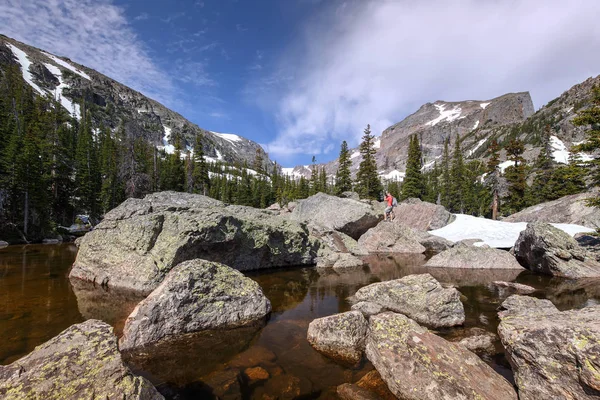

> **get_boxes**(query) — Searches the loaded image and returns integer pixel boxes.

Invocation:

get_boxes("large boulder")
[307,311,368,364]
[353,274,464,328]
[120,259,271,350]
[514,222,600,278]
[424,246,524,269]
[70,191,322,293]
[504,191,600,228]
[0,320,163,399]
[497,294,559,319]
[498,296,600,400]
[290,192,380,240]
[393,198,455,231]
[358,222,426,253]
[366,313,517,400]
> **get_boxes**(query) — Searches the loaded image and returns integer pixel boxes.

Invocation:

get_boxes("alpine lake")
[1,243,598,399]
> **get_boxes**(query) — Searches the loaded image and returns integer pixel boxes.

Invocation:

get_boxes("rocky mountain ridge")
[0,35,274,172]
[288,75,599,180]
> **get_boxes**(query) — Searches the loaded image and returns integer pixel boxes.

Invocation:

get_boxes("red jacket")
[385,195,393,206]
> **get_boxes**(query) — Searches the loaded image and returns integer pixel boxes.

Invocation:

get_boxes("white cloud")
[0,0,175,107]
[262,0,600,160]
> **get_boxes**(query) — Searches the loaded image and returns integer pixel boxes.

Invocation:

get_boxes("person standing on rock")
[384,192,396,221]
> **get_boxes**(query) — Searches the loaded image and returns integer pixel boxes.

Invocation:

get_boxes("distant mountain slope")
[0,35,274,172]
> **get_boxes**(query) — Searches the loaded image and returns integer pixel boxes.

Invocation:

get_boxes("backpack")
[392,197,398,207]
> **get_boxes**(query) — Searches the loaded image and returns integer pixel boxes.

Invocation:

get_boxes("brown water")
[1,245,599,399]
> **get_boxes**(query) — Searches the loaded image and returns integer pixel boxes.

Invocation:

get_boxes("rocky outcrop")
[0,320,163,399]
[357,222,426,254]
[497,294,558,319]
[70,191,321,293]
[366,313,517,400]
[353,274,464,328]
[120,259,271,350]
[316,252,365,269]
[498,297,600,400]
[505,192,600,228]
[393,198,455,231]
[424,246,524,269]
[514,222,600,278]
[307,311,368,364]
[290,192,380,240]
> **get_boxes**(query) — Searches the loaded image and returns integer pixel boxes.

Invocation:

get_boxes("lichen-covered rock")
[351,301,385,317]
[366,313,517,400]
[290,192,381,240]
[498,302,600,400]
[120,259,271,350]
[416,232,454,252]
[424,246,524,269]
[514,222,600,278]
[497,294,558,319]
[353,273,464,328]
[393,198,455,231]
[0,320,163,400]
[71,191,322,293]
[316,252,365,269]
[448,327,498,356]
[307,311,368,364]
[358,222,426,254]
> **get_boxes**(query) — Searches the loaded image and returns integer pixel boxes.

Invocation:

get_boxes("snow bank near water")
[430,214,594,248]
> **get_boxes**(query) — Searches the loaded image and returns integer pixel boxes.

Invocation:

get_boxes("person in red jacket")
[384,192,395,221]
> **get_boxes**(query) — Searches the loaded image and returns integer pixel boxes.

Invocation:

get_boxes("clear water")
[1,245,598,399]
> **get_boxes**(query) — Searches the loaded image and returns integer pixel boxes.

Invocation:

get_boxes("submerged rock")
[353,273,464,328]
[366,313,517,400]
[358,222,426,253]
[0,320,163,400]
[71,191,321,293]
[514,222,600,278]
[393,198,455,231]
[424,246,524,269]
[488,280,536,296]
[307,311,368,364]
[120,259,271,350]
[498,299,600,400]
[497,294,558,319]
[290,192,381,240]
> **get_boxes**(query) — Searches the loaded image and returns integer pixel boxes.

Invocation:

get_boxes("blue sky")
[2,0,600,167]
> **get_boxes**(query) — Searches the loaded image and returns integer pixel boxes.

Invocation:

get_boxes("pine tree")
[355,124,382,200]
[440,138,451,208]
[486,139,501,219]
[253,148,264,175]
[309,155,318,195]
[335,140,352,195]
[400,134,424,200]
[504,138,528,214]
[573,85,600,205]
[448,135,466,213]
[192,135,210,195]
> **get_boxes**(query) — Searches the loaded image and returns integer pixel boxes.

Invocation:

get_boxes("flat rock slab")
[71,191,321,293]
[515,222,600,278]
[0,320,163,400]
[366,313,517,400]
[424,246,524,269]
[353,273,464,328]
[290,192,380,240]
[307,311,368,364]
[499,299,600,400]
[120,259,271,350]
[358,222,426,254]
[393,198,455,231]
[497,294,559,319]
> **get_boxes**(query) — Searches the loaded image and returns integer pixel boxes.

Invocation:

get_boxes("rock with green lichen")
[0,320,163,400]
[119,259,271,350]
[497,294,559,319]
[425,246,524,269]
[514,222,600,278]
[70,191,322,294]
[307,311,368,365]
[353,273,465,328]
[290,192,381,240]
[366,312,517,400]
[498,301,600,400]
[358,222,427,254]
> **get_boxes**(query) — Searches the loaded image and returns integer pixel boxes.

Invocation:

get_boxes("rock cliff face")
[0,35,274,172]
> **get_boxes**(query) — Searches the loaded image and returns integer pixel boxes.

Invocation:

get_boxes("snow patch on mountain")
[41,52,91,80]
[480,102,490,109]
[430,213,594,248]
[468,138,487,156]
[44,63,81,120]
[7,44,45,95]
[550,135,570,164]
[160,125,175,154]
[350,151,360,159]
[426,104,462,127]
[472,120,480,130]
[380,170,405,181]
[498,160,516,173]
[373,137,381,149]
[213,132,243,144]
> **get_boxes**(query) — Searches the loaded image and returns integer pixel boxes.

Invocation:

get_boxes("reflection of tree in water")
[545,277,600,310]
[248,268,314,313]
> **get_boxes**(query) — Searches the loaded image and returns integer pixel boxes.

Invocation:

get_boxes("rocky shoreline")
[2,191,600,399]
